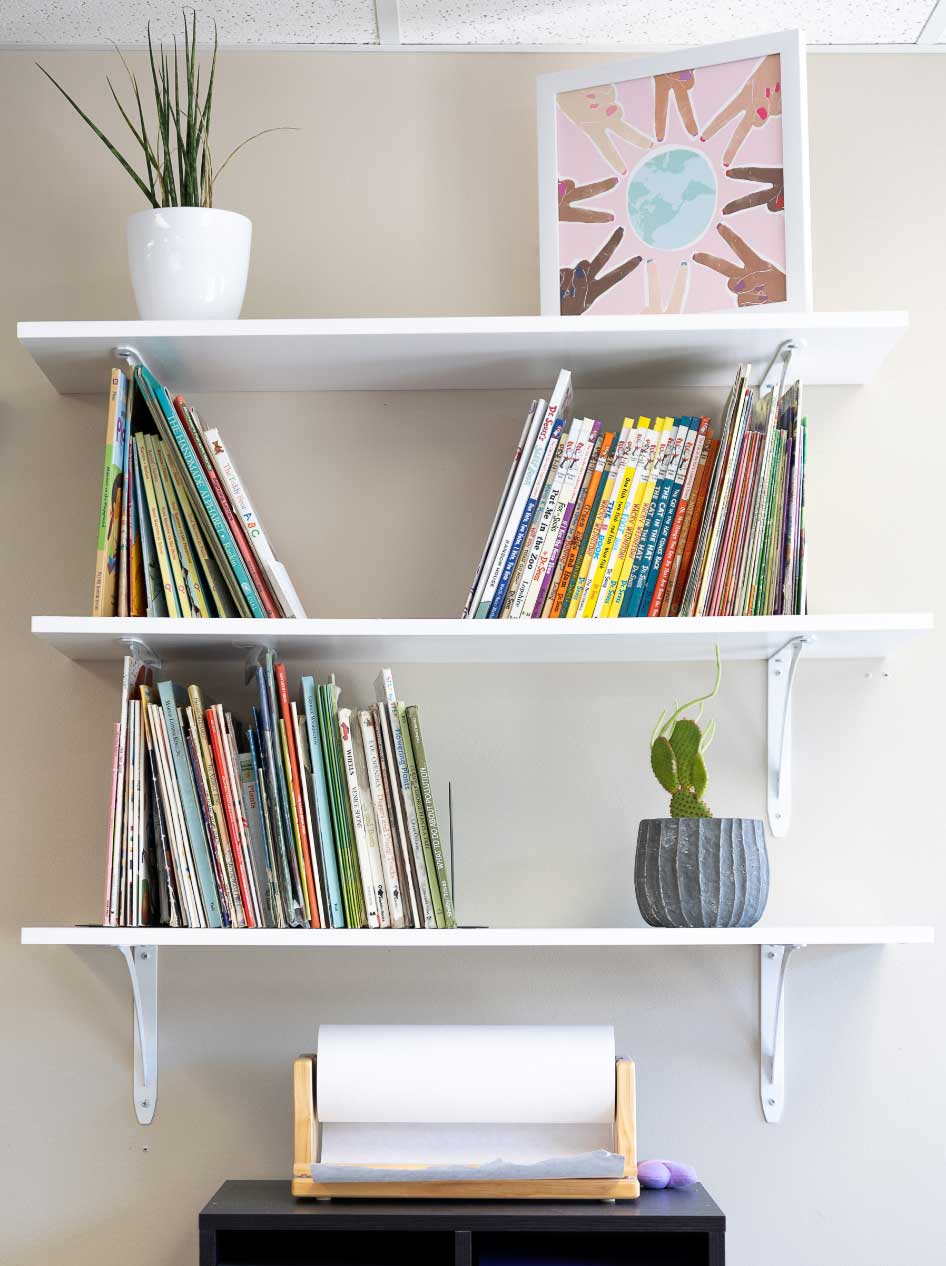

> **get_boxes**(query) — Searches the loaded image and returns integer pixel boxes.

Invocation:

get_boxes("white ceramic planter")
[127,207,252,320]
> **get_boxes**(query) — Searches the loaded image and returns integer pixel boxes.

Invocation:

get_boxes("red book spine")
[275,663,321,928]
[205,708,256,927]
[171,395,282,618]
[648,418,710,618]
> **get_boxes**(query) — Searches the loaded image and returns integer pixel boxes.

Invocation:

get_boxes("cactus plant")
[649,646,721,818]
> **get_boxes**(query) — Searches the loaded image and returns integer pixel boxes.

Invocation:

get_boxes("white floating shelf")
[18,312,908,394]
[30,613,933,665]
[20,925,935,948]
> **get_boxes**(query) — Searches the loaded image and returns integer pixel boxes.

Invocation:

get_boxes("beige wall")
[1,48,943,1265]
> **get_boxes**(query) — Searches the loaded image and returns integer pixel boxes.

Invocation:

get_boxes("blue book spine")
[488,417,565,618]
[620,423,680,619]
[156,680,222,927]
[638,419,695,616]
[302,676,345,928]
[136,365,266,617]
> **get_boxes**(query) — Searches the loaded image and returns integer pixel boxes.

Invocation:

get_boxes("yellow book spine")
[610,417,671,617]
[602,418,653,617]
[579,424,635,618]
[587,421,644,618]
[567,425,629,618]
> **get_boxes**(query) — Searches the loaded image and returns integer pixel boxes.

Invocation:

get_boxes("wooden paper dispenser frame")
[292,1054,639,1200]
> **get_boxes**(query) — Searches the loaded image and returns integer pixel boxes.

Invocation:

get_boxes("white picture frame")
[537,30,812,317]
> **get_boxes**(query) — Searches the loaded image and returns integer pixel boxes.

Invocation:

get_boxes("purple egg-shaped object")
[657,1159,698,1187]
[637,1160,671,1189]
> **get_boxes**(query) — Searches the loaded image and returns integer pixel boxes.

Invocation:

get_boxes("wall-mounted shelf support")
[759,942,804,1124]
[120,637,163,671]
[116,944,158,1125]
[767,635,812,837]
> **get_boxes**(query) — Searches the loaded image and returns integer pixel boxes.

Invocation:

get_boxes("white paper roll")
[315,1025,616,1166]
[316,1025,615,1124]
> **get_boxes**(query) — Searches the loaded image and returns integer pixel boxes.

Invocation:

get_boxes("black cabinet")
[199,1182,725,1266]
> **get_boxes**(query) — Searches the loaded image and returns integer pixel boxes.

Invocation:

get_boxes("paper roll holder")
[291,1054,639,1201]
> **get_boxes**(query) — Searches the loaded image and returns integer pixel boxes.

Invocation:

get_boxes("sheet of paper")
[316,1025,616,1166]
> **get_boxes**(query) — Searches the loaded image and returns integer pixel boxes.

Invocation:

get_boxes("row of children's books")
[462,365,807,620]
[92,363,304,619]
[104,653,456,929]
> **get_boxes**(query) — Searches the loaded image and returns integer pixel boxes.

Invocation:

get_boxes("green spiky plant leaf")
[37,9,295,209]
[648,646,721,819]
[650,736,678,793]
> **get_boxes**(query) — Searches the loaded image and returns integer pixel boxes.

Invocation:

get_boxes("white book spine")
[204,426,306,618]
[337,707,383,928]
[349,712,392,929]
[523,417,594,619]
[462,400,536,618]
[375,670,437,928]
[358,709,406,928]
[511,419,579,619]
[474,398,548,618]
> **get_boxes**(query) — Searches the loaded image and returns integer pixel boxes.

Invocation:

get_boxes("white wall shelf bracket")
[767,634,812,837]
[237,641,279,684]
[119,636,163,670]
[759,337,806,394]
[760,942,804,1123]
[116,944,158,1125]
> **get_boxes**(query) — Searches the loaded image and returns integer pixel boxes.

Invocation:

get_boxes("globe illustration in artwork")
[626,147,717,251]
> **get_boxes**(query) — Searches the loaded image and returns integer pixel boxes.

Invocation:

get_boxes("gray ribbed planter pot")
[635,818,769,928]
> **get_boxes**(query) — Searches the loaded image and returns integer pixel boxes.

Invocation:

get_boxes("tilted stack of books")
[92,364,304,619]
[104,654,456,930]
[463,364,806,620]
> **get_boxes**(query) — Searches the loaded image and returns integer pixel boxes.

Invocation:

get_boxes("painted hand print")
[700,55,781,168]
[722,166,784,215]
[654,71,699,143]
[557,84,654,176]
[558,176,618,224]
[693,223,786,307]
[560,226,642,315]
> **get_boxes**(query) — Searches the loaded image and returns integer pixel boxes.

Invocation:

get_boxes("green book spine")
[405,705,456,928]
[318,684,365,928]
[398,702,445,929]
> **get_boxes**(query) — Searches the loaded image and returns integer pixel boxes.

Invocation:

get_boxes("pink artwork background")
[556,55,785,315]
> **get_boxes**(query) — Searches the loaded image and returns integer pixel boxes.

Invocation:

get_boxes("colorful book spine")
[638,418,698,617]
[135,366,267,617]
[604,421,659,617]
[358,708,405,929]
[554,430,615,618]
[590,422,647,619]
[578,423,635,617]
[531,419,598,618]
[92,367,129,617]
[543,425,604,618]
[618,418,677,618]
[649,417,708,617]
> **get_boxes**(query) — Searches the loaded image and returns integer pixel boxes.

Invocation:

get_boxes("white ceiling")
[2,0,945,48]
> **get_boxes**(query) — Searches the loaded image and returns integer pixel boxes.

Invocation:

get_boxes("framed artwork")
[537,31,812,317]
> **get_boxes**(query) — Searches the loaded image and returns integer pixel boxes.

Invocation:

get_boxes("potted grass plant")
[635,648,770,928]
[38,10,293,319]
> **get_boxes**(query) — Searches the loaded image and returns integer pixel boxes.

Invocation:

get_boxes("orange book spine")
[548,431,615,619]
[667,439,718,617]
[648,418,710,618]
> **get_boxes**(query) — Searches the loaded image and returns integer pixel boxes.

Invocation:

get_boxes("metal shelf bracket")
[767,635,813,837]
[116,944,158,1125]
[119,636,163,671]
[760,942,804,1123]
